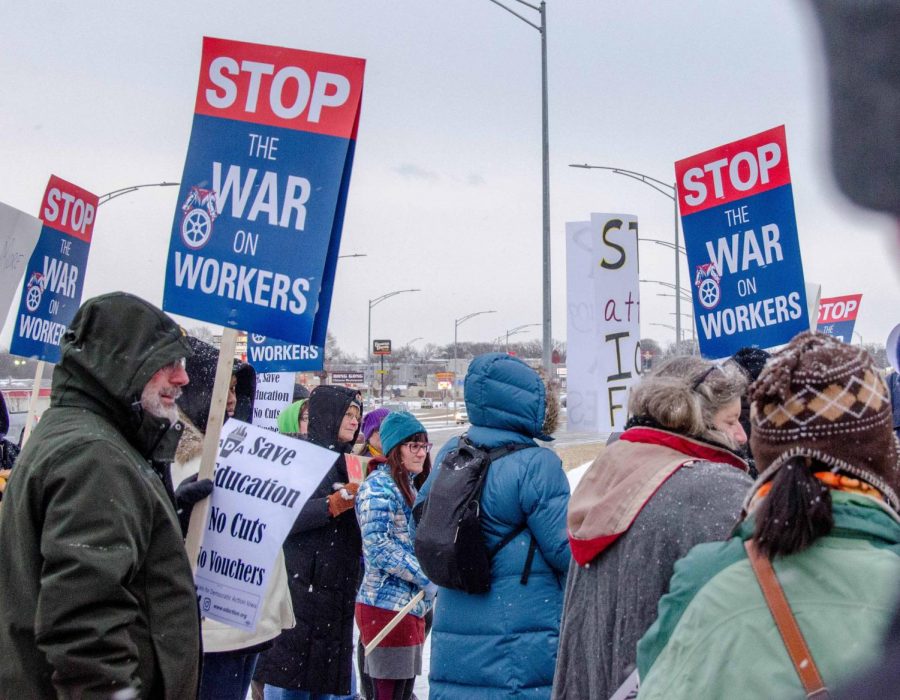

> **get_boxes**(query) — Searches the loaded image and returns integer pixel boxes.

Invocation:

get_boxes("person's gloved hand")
[327,482,359,518]
[424,581,439,601]
[175,474,214,536]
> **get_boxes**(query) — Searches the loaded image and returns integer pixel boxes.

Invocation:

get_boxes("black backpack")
[414,434,538,594]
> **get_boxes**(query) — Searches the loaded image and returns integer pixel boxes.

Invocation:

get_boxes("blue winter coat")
[414,353,571,699]
[356,462,431,618]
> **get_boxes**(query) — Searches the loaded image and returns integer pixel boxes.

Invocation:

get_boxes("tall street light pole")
[570,163,684,346]
[505,322,541,353]
[486,0,551,372]
[368,289,421,382]
[454,310,497,403]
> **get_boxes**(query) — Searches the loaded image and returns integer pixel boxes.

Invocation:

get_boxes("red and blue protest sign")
[10,176,97,363]
[246,333,323,373]
[675,125,809,358]
[163,37,365,345]
[816,294,862,343]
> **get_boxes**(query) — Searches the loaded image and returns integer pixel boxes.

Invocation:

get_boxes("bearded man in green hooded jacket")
[0,292,202,699]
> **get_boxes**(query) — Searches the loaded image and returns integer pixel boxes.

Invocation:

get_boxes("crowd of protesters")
[2,5,900,697]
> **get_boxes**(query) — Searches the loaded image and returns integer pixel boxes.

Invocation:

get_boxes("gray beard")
[140,388,180,424]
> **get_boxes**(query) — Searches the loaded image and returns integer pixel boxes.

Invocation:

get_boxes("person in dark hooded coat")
[254,385,364,699]
[0,292,201,699]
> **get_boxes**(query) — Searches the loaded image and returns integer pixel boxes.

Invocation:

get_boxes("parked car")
[420,397,434,409]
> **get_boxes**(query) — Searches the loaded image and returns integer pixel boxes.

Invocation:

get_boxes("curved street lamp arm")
[98,181,180,207]
[486,0,541,31]
[456,309,497,327]
[639,237,686,256]
[369,288,421,308]
[507,322,541,334]
[569,164,674,197]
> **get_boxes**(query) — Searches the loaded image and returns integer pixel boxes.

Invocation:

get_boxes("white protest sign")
[0,201,42,323]
[195,419,335,630]
[591,213,641,433]
[565,220,601,432]
[565,214,641,434]
[253,372,295,432]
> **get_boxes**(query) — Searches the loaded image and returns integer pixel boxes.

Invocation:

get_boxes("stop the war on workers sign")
[675,125,809,358]
[164,37,365,345]
[10,176,97,363]
[196,419,336,630]
[817,294,862,343]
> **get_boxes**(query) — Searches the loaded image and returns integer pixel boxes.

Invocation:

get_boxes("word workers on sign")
[10,176,97,363]
[247,333,323,373]
[675,126,809,358]
[164,37,365,345]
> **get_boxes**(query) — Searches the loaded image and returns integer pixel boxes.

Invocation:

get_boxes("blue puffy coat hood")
[464,353,553,441]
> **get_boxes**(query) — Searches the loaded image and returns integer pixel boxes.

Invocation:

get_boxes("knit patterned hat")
[362,407,391,442]
[379,411,426,456]
[749,331,900,510]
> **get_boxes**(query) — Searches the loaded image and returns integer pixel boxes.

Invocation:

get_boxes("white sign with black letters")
[195,419,335,630]
[565,213,641,433]
[253,372,295,432]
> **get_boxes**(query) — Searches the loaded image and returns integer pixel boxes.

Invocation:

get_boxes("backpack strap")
[744,540,830,699]
[482,441,541,585]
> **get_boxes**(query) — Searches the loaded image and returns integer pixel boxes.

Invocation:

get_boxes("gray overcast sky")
[2,1,898,358]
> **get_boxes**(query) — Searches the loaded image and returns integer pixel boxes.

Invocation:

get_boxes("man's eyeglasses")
[404,442,433,454]
[162,358,187,373]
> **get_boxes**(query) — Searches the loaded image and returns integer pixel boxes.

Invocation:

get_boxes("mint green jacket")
[637,492,900,699]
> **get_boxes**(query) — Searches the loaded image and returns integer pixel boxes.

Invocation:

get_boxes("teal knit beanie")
[379,411,426,456]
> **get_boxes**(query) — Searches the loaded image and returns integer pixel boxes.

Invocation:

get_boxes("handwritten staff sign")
[164,37,365,345]
[675,125,809,358]
[196,420,335,630]
[565,214,641,433]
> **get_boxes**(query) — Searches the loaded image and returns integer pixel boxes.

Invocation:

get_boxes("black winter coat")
[0,292,200,699]
[254,385,362,694]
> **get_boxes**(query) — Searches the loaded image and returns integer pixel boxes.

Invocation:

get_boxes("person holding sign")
[355,411,435,700]
[171,336,295,700]
[255,385,364,700]
[0,292,200,699]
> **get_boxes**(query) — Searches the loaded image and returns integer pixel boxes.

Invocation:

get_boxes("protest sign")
[253,371,295,431]
[246,332,323,372]
[10,176,97,363]
[0,201,42,323]
[816,294,862,343]
[196,419,335,630]
[675,125,809,358]
[565,214,641,433]
[163,37,365,345]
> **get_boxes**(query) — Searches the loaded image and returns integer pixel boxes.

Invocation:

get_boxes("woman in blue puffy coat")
[414,353,571,699]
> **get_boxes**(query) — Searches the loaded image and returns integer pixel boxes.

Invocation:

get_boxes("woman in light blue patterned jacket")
[355,411,437,700]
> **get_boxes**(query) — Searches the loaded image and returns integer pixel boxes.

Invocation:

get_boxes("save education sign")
[675,125,809,358]
[164,37,365,345]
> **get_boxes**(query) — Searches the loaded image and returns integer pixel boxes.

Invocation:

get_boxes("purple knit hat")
[362,407,391,442]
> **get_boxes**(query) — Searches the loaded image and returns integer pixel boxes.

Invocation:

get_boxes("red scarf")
[567,428,747,566]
